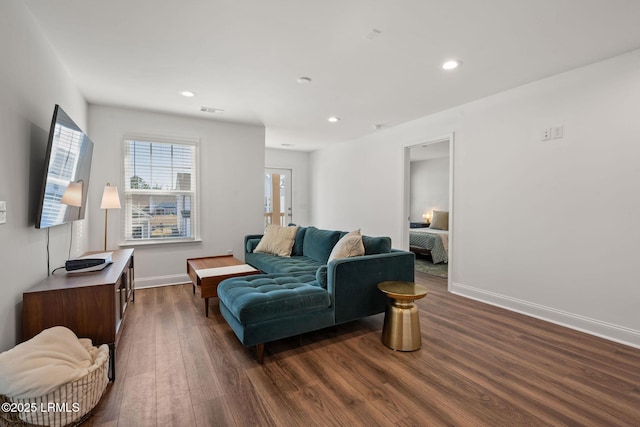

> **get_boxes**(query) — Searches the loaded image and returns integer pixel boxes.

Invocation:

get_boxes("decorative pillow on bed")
[429,211,449,230]
[328,230,365,262]
[254,224,299,257]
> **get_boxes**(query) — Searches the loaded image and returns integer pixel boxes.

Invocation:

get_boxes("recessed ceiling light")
[327,116,341,123]
[179,90,196,97]
[297,77,312,84]
[373,124,384,130]
[441,60,462,70]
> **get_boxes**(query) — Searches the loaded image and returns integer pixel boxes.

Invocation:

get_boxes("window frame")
[121,135,200,245]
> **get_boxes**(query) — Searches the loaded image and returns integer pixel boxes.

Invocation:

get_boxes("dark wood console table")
[22,248,135,381]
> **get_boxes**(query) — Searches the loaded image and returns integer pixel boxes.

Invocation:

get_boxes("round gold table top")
[377,281,428,301]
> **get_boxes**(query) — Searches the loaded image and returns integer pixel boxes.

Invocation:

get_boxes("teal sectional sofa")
[217,226,415,363]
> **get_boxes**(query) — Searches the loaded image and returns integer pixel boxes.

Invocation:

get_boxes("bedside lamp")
[422,212,432,224]
[101,183,121,251]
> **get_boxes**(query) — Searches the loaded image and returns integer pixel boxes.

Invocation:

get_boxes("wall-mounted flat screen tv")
[35,105,94,229]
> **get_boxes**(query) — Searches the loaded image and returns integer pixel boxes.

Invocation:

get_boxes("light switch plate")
[0,201,6,224]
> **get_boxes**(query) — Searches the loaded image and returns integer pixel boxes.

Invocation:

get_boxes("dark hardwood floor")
[86,272,640,426]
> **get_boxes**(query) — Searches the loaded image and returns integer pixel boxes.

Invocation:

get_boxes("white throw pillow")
[328,230,365,262]
[254,224,299,257]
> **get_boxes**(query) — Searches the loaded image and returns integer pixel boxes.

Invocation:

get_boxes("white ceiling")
[24,0,640,151]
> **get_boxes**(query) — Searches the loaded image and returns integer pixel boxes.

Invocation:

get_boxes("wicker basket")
[0,353,108,427]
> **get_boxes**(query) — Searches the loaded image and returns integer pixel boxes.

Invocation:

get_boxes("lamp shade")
[61,181,83,207]
[101,184,121,209]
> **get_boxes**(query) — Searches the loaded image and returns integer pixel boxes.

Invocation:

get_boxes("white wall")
[410,157,449,221]
[265,148,311,226]
[88,105,265,288]
[0,0,88,351]
[311,50,640,348]
[310,140,406,238]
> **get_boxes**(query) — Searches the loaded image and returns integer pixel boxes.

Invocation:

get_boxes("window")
[123,138,197,242]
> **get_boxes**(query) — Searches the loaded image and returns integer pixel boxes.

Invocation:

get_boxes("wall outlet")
[0,201,6,225]
[541,125,563,141]
[551,125,564,139]
[541,128,552,141]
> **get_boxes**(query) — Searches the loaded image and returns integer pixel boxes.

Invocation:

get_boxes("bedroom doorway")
[402,135,453,289]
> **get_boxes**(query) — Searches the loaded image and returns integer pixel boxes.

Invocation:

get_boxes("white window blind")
[123,138,197,242]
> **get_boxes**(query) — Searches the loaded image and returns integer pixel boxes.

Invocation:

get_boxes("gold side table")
[377,281,428,351]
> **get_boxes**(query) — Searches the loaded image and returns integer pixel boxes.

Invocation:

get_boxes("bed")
[409,227,449,264]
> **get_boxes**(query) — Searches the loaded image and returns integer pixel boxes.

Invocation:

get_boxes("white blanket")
[440,233,449,253]
[0,326,109,399]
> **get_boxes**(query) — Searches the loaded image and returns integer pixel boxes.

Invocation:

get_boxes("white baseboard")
[135,273,191,289]
[450,282,640,349]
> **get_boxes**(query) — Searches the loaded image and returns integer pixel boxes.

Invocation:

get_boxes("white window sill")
[119,238,203,248]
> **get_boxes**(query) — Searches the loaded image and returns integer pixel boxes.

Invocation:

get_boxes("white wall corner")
[450,282,640,350]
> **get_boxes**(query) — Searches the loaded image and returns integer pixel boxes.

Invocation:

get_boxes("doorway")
[264,168,292,227]
[402,134,454,289]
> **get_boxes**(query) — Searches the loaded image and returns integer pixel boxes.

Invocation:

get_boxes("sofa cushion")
[315,266,328,289]
[302,226,341,263]
[361,236,392,255]
[245,253,323,275]
[328,230,365,262]
[246,238,261,253]
[254,225,299,257]
[218,274,331,324]
[291,226,307,256]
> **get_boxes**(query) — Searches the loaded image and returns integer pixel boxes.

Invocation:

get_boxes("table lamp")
[60,180,83,207]
[61,180,84,221]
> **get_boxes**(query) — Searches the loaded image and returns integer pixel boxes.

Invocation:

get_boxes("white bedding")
[412,228,449,252]
[410,227,448,236]
[410,228,449,263]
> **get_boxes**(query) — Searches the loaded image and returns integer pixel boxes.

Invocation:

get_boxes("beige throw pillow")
[254,224,299,257]
[328,230,365,262]
[429,211,449,230]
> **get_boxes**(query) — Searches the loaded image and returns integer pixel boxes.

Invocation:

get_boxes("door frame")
[402,133,454,290]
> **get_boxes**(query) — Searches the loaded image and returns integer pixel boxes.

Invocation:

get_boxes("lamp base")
[103,209,108,251]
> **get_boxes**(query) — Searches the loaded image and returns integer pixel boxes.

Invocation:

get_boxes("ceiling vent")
[200,106,224,114]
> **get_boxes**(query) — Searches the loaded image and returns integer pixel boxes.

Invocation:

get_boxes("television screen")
[35,105,94,229]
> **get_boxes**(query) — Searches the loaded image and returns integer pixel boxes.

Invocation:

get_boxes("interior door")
[264,168,292,227]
